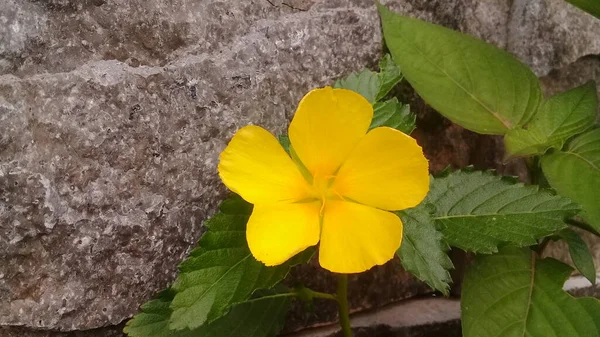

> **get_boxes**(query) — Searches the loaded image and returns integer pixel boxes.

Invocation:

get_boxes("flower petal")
[219,125,310,204]
[333,127,429,211]
[247,201,321,266]
[289,87,373,177]
[319,201,402,273]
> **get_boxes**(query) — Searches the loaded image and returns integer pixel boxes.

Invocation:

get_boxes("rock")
[1,0,599,335]
[507,0,600,76]
[0,0,383,331]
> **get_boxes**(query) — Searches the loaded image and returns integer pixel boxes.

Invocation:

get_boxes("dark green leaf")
[558,228,597,284]
[124,287,292,337]
[371,98,416,134]
[462,247,600,337]
[428,170,579,253]
[397,207,454,295]
[541,129,600,232]
[169,197,297,330]
[124,289,180,337]
[378,3,541,135]
[192,288,292,337]
[567,0,600,19]
[376,54,403,101]
[505,81,597,157]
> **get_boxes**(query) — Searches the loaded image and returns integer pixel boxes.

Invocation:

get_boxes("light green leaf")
[334,69,380,103]
[462,247,600,337]
[378,3,542,135]
[541,129,600,232]
[397,207,454,295]
[334,54,404,103]
[505,81,597,157]
[567,0,600,19]
[558,228,597,284]
[371,98,416,134]
[124,287,292,337]
[377,54,403,101]
[169,196,300,330]
[428,170,579,253]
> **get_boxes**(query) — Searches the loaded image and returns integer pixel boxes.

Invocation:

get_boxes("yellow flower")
[218,87,429,273]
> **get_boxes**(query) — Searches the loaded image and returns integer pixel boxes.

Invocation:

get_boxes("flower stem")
[336,274,353,337]
[303,288,338,301]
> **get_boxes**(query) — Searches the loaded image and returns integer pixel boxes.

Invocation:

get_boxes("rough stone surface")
[1,0,600,335]
[0,0,383,331]
[540,55,600,115]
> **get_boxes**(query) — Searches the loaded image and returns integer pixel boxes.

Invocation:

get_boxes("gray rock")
[0,0,382,331]
[1,0,599,334]
[507,0,600,76]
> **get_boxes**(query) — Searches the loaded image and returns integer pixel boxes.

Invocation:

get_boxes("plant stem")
[336,274,353,337]
[304,289,338,301]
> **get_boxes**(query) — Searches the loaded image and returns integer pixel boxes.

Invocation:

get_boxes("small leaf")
[124,287,292,337]
[377,54,403,101]
[397,207,454,295]
[378,3,542,134]
[334,54,404,103]
[505,81,598,157]
[371,98,416,134]
[567,0,600,19]
[428,170,579,253]
[169,197,297,330]
[124,289,180,337]
[462,247,600,337]
[542,129,600,232]
[334,69,380,103]
[558,228,597,284]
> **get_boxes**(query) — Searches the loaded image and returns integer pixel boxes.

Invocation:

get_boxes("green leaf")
[169,196,297,330]
[378,3,542,135]
[376,54,403,101]
[558,228,597,284]
[428,170,579,253]
[541,129,600,232]
[397,207,454,295]
[567,0,600,19]
[124,289,180,337]
[124,288,292,337]
[192,288,292,337]
[334,69,380,103]
[334,54,403,103]
[371,98,416,134]
[505,81,598,157]
[333,54,414,133]
[462,247,600,337]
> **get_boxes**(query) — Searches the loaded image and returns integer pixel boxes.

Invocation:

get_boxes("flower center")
[310,173,340,214]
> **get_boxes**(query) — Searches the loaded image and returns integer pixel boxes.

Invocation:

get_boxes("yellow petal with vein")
[219,125,310,204]
[289,87,373,177]
[319,200,402,273]
[334,127,429,211]
[247,201,321,266]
